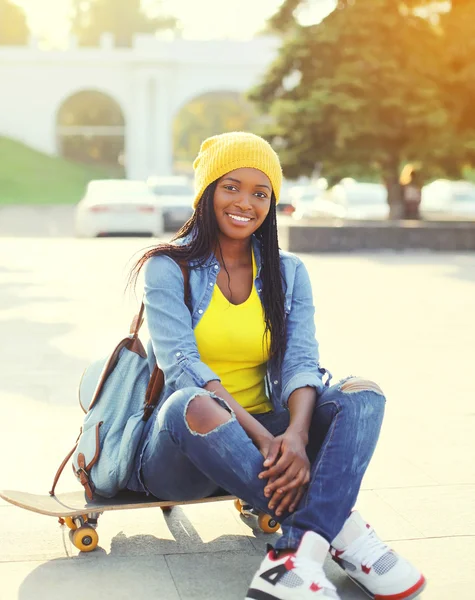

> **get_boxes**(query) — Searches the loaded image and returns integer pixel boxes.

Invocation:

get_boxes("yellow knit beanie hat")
[192,131,282,209]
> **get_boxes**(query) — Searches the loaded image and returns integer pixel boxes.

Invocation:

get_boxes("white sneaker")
[246,531,340,600]
[331,511,426,599]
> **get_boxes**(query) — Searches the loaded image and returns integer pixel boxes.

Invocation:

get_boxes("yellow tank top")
[194,251,272,414]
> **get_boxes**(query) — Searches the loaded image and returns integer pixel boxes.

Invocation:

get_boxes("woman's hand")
[259,430,310,516]
[256,433,276,461]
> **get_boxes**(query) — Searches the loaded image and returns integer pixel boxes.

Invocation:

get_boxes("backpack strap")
[130,303,145,337]
[49,429,82,497]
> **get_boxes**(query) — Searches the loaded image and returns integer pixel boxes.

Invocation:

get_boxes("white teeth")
[228,214,251,222]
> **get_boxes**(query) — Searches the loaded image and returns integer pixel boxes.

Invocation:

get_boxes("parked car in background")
[421,179,475,219]
[292,188,346,222]
[147,175,194,231]
[75,180,164,238]
[330,181,389,220]
[277,179,319,216]
[276,197,296,216]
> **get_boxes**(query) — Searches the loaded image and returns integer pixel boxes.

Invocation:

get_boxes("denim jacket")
[143,235,331,412]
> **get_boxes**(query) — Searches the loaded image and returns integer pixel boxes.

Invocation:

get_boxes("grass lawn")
[0,137,124,205]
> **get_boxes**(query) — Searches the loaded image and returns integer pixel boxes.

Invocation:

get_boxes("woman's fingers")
[275,490,295,516]
[265,472,297,497]
[262,438,282,469]
[259,452,294,481]
[269,467,310,496]
[288,486,306,513]
[266,468,304,503]
[271,481,308,516]
[273,486,303,516]
[265,463,305,496]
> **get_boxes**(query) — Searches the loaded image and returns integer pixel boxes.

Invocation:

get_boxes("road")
[0,235,474,599]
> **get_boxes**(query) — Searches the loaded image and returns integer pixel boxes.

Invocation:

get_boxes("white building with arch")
[0,34,279,179]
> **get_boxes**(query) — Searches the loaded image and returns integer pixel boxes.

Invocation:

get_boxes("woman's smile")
[226,212,254,225]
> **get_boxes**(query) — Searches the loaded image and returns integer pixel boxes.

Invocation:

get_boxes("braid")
[255,194,286,366]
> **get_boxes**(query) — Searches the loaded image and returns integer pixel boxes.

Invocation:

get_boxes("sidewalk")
[0,237,474,600]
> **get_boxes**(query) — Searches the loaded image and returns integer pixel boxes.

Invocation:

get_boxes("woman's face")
[213,167,272,241]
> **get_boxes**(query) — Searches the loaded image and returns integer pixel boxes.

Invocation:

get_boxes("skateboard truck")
[234,499,280,534]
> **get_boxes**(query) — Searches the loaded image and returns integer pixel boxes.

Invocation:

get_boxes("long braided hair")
[129,180,286,365]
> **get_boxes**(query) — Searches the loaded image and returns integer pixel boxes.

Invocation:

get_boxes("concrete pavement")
[0,236,474,599]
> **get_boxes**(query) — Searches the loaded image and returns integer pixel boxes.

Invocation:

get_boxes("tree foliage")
[173,92,261,171]
[71,0,177,47]
[251,0,453,190]
[0,0,29,45]
[438,0,475,177]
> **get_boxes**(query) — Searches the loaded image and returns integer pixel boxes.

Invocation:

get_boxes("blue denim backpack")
[49,264,189,500]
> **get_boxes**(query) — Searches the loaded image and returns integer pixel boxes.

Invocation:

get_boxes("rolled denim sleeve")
[144,255,220,391]
[280,258,325,406]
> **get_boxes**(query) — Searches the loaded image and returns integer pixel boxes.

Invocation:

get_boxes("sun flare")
[15,0,335,46]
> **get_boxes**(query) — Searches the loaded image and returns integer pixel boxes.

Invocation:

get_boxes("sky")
[15,0,336,46]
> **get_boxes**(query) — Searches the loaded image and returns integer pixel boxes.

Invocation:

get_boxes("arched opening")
[173,91,261,175]
[57,90,125,172]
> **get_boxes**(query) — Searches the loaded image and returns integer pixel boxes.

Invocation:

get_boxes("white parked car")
[330,181,389,220]
[421,179,475,219]
[292,188,346,221]
[75,180,164,238]
[147,175,194,231]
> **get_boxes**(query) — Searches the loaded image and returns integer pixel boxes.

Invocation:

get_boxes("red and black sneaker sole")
[340,571,426,600]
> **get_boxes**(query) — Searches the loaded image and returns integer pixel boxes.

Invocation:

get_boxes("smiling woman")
[124,131,425,600]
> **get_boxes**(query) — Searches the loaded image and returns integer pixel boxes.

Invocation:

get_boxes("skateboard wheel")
[258,513,280,534]
[234,499,243,513]
[72,526,99,552]
[161,506,172,513]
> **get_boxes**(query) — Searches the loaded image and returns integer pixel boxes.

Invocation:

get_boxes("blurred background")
[0,0,474,236]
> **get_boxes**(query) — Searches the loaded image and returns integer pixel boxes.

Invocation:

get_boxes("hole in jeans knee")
[339,377,384,396]
[185,392,233,435]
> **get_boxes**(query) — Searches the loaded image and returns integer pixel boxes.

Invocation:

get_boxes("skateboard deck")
[0,489,231,518]
[0,489,280,552]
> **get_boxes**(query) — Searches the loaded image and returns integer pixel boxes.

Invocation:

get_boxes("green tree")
[173,92,261,172]
[437,0,475,178]
[72,0,177,47]
[251,0,449,215]
[0,0,29,45]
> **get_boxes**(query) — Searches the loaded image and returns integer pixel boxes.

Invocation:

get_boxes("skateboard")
[0,489,280,552]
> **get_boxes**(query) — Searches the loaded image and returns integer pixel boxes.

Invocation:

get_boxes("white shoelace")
[342,529,390,571]
[292,556,337,592]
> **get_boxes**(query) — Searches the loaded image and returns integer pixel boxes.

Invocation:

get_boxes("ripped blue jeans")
[128,378,385,549]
